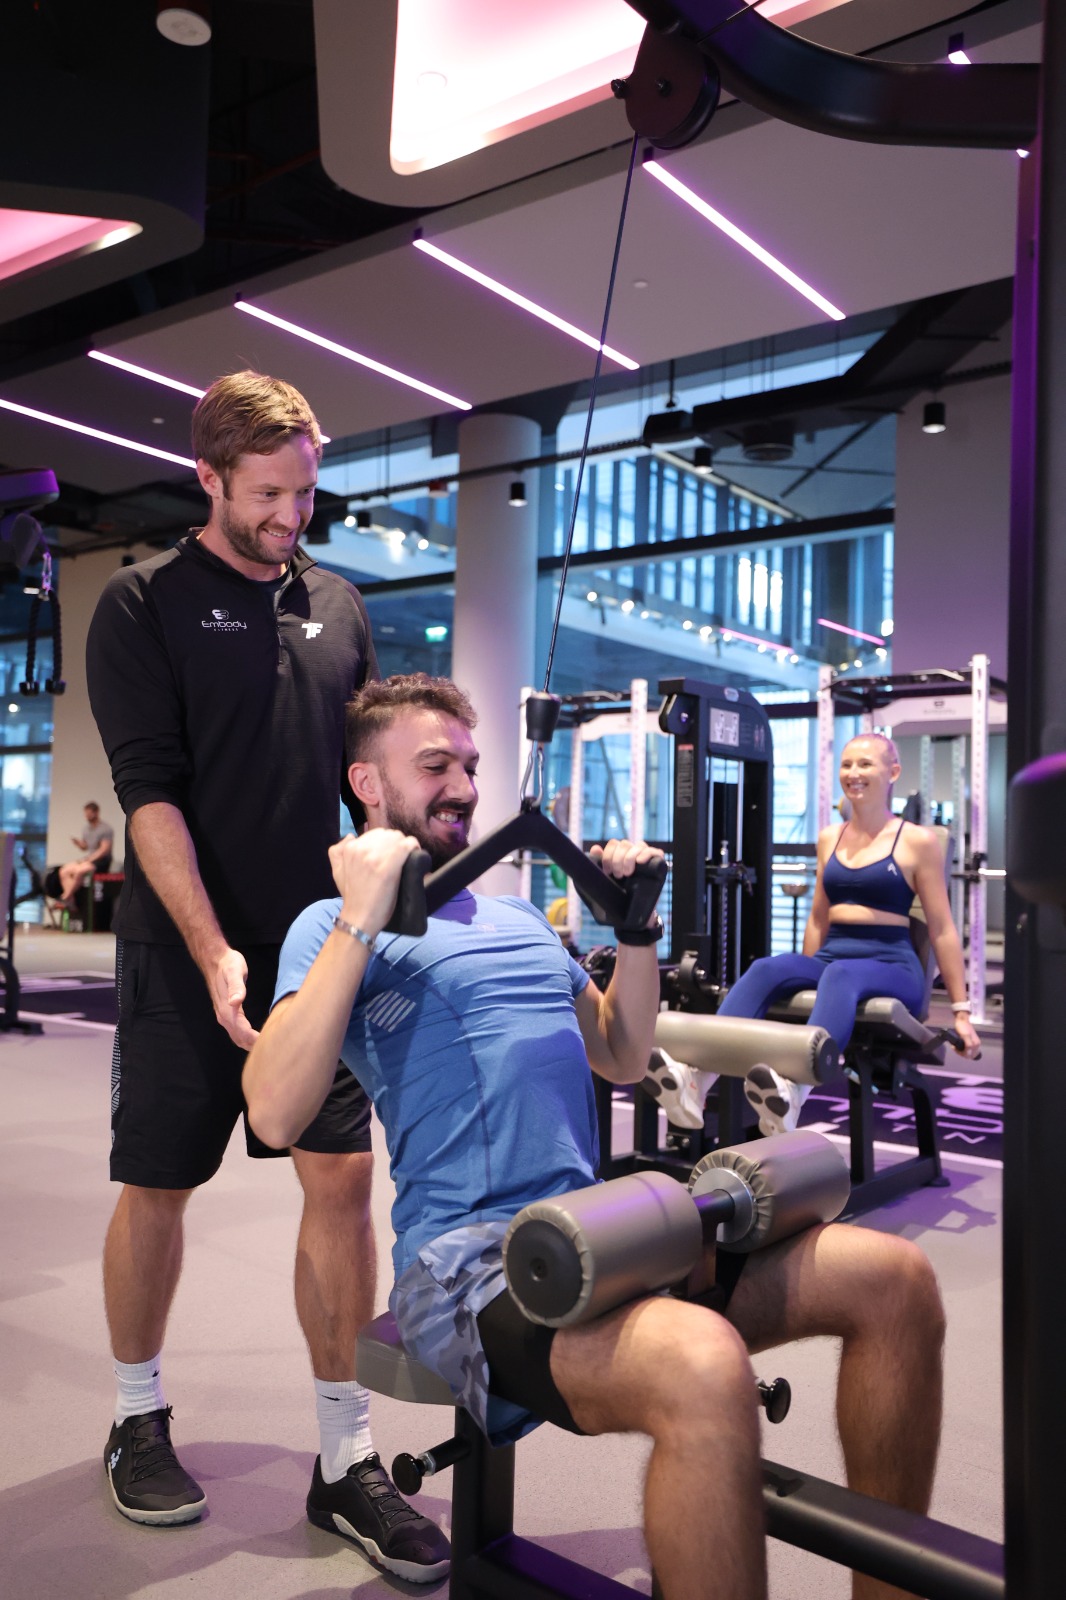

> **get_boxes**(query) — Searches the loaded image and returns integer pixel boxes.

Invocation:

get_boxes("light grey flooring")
[1,928,1003,1598]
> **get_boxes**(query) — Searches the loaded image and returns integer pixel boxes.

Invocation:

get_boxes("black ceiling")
[1,0,418,383]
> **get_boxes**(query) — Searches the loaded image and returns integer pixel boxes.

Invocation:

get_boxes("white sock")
[314,1378,373,1483]
[114,1352,166,1425]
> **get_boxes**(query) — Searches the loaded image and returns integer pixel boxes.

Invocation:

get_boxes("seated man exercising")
[244,673,945,1600]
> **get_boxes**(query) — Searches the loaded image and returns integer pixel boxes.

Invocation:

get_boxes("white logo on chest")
[302,622,324,639]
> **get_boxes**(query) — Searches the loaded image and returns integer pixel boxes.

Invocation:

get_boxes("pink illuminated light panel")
[0,208,141,284]
[390,0,854,173]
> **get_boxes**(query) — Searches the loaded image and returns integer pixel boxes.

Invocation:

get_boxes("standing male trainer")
[86,371,449,1582]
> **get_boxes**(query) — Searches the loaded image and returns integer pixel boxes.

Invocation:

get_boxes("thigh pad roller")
[654,1011,838,1086]
[503,1132,850,1327]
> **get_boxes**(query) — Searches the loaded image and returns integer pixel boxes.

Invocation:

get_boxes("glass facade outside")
[0,585,55,920]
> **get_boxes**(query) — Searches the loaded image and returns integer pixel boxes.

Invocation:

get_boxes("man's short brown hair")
[346,674,477,767]
[191,370,322,490]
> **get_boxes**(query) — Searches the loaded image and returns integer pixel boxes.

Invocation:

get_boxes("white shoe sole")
[106,1464,205,1525]
[330,1513,451,1583]
[744,1065,802,1137]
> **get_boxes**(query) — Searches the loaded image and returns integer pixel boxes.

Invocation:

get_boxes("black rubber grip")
[576,854,669,931]
[382,849,431,937]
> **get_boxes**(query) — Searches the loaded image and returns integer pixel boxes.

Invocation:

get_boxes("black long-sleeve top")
[86,535,377,945]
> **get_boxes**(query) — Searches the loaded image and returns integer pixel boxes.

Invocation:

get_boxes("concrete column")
[892,373,1011,678]
[452,413,540,896]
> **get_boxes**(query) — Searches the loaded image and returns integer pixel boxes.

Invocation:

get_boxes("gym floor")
[2,927,1003,1599]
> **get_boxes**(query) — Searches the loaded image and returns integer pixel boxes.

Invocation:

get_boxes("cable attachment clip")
[520,691,562,808]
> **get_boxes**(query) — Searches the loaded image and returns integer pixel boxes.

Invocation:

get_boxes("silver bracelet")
[950,1000,971,1013]
[332,915,376,952]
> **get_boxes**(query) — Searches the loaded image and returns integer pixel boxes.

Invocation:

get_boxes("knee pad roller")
[503,1132,851,1327]
[688,1129,851,1252]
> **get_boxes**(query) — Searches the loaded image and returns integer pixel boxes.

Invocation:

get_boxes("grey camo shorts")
[389,1221,541,1446]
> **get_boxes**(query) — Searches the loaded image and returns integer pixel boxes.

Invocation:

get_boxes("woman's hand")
[951,1013,982,1059]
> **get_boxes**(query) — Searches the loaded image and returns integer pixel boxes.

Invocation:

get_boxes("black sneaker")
[306,1453,450,1582]
[104,1407,206,1525]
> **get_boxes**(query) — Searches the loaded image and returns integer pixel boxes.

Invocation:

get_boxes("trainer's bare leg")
[291,1149,376,1378]
[103,1185,192,1362]
[726,1223,945,1600]
[550,1295,766,1600]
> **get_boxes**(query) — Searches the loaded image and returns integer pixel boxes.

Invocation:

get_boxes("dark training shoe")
[307,1453,451,1583]
[104,1407,206,1526]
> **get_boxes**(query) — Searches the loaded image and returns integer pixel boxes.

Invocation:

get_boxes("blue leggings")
[717,925,926,1050]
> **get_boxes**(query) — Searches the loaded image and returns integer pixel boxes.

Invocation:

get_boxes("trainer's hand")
[212,946,259,1049]
[329,829,422,939]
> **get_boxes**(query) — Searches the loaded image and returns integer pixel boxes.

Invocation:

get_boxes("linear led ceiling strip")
[87,349,206,397]
[0,395,195,467]
[643,158,845,323]
[87,348,332,441]
[818,618,886,645]
[413,236,639,371]
[234,298,472,410]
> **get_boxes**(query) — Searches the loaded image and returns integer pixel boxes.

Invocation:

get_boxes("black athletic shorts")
[109,938,372,1189]
[475,1251,750,1436]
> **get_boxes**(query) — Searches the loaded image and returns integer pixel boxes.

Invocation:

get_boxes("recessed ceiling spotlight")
[152,417,164,426]
[640,609,650,620]
[388,528,407,548]
[682,619,694,630]
[156,5,212,47]
[633,278,649,290]
[413,235,639,370]
[587,590,599,603]
[417,537,430,550]
[643,158,845,322]
[881,619,894,637]
[417,71,448,93]
[343,514,356,528]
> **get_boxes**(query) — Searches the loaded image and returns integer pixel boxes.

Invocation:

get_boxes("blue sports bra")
[822,819,915,918]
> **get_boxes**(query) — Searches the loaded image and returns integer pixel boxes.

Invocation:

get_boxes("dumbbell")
[503,1130,851,1329]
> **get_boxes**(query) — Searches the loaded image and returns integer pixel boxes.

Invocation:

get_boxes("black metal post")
[1003,6,1066,1594]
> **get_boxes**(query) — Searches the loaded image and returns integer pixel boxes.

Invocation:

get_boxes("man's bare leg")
[290,1149,376,1379]
[103,1184,192,1362]
[726,1223,945,1600]
[550,1295,766,1600]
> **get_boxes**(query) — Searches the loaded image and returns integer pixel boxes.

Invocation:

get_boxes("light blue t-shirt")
[274,889,597,1277]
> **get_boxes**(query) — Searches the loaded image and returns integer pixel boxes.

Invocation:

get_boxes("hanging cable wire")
[541,131,640,695]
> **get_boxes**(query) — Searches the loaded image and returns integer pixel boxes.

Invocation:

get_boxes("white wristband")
[950,1000,971,1013]
[333,915,376,952]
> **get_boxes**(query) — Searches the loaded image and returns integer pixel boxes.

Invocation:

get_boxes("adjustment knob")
[391,1451,426,1496]
[756,1376,791,1424]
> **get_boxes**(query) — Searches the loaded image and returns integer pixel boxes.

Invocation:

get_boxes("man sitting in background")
[56,801,114,908]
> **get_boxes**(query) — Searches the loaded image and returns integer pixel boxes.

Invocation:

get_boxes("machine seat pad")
[767,992,936,1050]
[356,1311,454,1406]
[655,1009,837,1086]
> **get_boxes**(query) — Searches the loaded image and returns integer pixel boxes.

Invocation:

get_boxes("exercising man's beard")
[380,774,471,870]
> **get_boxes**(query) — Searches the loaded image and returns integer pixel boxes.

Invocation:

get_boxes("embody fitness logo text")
[202,608,247,632]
